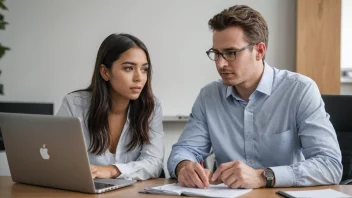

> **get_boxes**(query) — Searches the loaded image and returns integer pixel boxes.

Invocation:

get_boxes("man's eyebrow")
[211,47,239,52]
[222,47,239,51]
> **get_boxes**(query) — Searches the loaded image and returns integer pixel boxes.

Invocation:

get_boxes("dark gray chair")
[159,169,166,178]
[322,94,352,185]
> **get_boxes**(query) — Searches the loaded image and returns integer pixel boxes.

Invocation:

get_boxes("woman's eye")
[125,67,133,71]
[143,67,149,72]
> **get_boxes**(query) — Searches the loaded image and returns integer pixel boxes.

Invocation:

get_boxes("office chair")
[322,94,352,185]
[159,169,166,178]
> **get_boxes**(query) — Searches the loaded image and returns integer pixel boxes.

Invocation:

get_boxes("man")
[167,5,342,189]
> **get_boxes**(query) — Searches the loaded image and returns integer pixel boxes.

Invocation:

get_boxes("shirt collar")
[225,62,274,99]
[226,85,241,100]
[256,62,273,96]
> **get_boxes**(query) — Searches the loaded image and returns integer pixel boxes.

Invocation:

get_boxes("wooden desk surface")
[1,176,351,198]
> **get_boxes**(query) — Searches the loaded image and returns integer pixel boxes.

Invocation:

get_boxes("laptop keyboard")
[94,182,115,190]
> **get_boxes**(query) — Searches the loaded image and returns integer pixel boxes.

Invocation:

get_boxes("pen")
[276,190,296,198]
[199,160,209,189]
[200,160,204,168]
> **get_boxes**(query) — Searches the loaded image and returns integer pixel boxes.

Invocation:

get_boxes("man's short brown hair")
[208,5,269,60]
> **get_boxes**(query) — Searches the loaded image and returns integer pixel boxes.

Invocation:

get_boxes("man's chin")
[221,79,237,86]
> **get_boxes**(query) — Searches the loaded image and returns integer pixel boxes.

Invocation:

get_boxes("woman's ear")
[100,64,109,81]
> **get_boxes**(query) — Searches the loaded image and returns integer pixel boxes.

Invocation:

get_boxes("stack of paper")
[141,183,252,198]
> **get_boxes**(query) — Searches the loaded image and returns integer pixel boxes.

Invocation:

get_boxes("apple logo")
[40,144,50,160]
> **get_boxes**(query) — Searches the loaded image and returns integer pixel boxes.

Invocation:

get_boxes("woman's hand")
[90,165,121,179]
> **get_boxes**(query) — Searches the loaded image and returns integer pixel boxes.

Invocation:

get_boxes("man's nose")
[216,56,228,69]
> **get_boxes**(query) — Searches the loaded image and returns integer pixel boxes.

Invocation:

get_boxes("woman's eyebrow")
[121,61,137,65]
[122,62,149,67]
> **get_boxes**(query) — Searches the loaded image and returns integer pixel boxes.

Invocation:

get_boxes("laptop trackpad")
[94,178,136,186]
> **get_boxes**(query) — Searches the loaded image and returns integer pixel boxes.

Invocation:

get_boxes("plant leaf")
[0,43,10,59]
[0,0,8,10]
[0,21,8,29]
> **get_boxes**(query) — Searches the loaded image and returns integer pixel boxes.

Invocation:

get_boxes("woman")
[57,33,164,180]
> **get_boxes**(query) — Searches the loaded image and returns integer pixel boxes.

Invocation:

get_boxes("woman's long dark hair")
[81,33,155,155]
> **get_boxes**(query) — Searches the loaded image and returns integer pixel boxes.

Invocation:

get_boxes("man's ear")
[100,64,109,81]
[255,42,266,61]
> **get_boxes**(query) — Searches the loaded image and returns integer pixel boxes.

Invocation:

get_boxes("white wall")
[0,0,296,115]
[0,0,296,177]
[0,152,10,176]
[341,84,352,95]
[341,0,352,94]
[341,0,352,69]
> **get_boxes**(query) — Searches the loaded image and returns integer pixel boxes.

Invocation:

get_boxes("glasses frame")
[206,44,254,61]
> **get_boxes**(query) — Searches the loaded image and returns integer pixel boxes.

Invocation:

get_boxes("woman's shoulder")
[150,96,162,120]
[64,90,92,108]
[153,96,161,108]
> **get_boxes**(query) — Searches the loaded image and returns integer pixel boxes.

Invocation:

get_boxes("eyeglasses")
[206,44,254,61]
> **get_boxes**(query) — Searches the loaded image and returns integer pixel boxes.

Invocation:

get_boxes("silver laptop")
[0,112,136,193]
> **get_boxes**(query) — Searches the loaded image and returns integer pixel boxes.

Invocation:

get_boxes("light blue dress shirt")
[167,63,342,187]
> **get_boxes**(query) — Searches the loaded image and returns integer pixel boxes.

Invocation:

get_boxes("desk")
[1,176,352,198]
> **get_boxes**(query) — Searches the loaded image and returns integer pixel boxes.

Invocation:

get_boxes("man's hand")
[90,164,121,179]
[211,160,266,189]
[207,169,222,185]
[176,161,215,188]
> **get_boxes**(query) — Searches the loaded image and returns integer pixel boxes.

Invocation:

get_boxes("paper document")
[281,189,351,198]
[141,183,252,198]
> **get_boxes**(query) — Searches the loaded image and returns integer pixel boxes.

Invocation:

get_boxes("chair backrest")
[159,169,165,178]
[322,95,352,182]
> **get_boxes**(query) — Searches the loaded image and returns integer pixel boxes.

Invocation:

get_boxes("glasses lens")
[223,52,236,61]
[207,51,217,61]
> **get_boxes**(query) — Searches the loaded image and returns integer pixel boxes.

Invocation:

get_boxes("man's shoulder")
[274,68,315,88]
[199,79,225,95]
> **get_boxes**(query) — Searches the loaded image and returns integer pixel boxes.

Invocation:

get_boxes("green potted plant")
[0,0,9,95]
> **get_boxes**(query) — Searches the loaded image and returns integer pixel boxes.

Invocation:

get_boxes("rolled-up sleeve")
[271,81,343,187]
[115,102,165,180]
[167,90,212,178]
